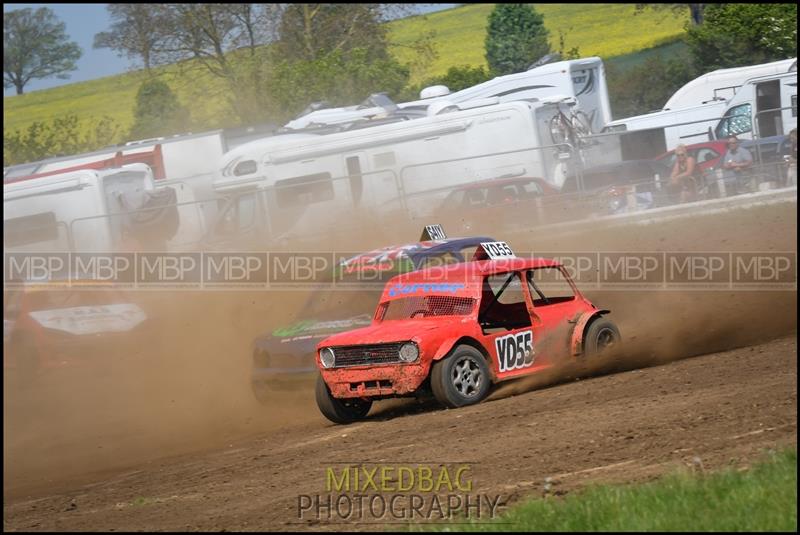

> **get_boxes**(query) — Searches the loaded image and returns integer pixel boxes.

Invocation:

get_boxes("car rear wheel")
[583,318,621,357]
[315,375,372,424]
[431,345,491,408]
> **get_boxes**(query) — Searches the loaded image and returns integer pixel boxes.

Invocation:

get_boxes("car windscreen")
[376,295,476,321]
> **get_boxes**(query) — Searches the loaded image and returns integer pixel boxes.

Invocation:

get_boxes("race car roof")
[380,257,563,300]
[338,236,494,268]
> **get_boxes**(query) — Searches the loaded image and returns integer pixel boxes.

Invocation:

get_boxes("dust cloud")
[3,199,796,495]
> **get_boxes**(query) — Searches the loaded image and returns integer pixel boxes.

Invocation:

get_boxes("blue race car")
[250,226,494,404]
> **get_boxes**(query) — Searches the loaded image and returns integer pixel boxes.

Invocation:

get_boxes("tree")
[485,4,550,76]
[400,65,492,101]
[128,78,190,140]
[265,48,410,122]
[4,114,120,165]
[93,4,170,72]
[276,4,436,78]
[685,4,797,70]
[156,4,280,122]
[606,54,697,118]
[3,7,82,95]
[278,4,387,62]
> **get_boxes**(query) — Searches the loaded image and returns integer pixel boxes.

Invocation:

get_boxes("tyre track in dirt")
[4,336,796,531]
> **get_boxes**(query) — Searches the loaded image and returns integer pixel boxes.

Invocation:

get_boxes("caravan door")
[343,153,366,206]
[755,79,783,137]
[780,77,797,135]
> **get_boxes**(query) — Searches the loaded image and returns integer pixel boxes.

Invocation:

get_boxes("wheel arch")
[433,336,496,380]
[571,310,611,356]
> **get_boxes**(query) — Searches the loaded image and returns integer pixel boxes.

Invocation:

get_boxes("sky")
[3,3,457,98]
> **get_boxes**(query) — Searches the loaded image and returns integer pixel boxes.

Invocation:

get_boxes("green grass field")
[429,449,797,532]
[388,4,688,82]
[3,4,689,143]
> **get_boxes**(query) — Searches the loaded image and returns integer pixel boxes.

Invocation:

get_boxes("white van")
[713,69,798,140]
[3,164,179,252]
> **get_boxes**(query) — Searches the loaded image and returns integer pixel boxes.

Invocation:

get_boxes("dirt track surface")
[3,197,798,530]
[3,336,796,531]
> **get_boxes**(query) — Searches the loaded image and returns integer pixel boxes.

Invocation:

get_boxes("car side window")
[696,148,719,163]
[526,268,575,306]
[487,186,517,205]
[518,180,543,198]
[479,272,532,332]
[464,189,485,206]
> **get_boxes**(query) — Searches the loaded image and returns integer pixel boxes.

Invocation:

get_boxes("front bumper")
[320,360,431,399]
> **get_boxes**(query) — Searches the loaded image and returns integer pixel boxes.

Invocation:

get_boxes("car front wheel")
[315,375,372,424]
[431,345,492,408]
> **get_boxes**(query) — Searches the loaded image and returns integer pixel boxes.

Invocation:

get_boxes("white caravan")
[285,57,612,135]
[211,98,578,242]
[603,100,729,151]
[664,58,797,110]
[713,69,798,141]
[3,131,225,202]
[603,58,797,151]
[3,164,184,252]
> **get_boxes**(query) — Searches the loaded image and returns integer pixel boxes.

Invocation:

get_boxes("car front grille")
[333,342,404,367]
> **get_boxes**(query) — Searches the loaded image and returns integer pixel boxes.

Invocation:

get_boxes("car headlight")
[398,342,419,363]
[320,347,335,369]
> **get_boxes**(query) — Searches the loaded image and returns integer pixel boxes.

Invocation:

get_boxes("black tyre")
[251,380,272,405]
[315,375,372,424]
[572,110,594,136]
[549,114,570,145]
[430,345,492,408]
[9,334,39,386]
[583,317,621,357]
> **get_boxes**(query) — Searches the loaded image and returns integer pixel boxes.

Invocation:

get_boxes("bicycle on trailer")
[548,102,595,149]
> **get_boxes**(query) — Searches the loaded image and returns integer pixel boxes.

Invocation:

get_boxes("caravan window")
[215,193,257,235]
[716,103,752,139]
[4,212,60,247]
[275,173,333,207]
[103,170,151,213]
[234,160,257,176]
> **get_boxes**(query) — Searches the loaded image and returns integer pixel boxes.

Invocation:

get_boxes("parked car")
[654,140,729,176]
[561,159,673,213]
[436,177,560,232]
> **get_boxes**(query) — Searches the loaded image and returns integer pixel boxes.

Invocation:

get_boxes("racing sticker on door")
[495,330,535,372]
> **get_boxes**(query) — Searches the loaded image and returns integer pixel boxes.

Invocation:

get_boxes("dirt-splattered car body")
[249,235,495,401]
[316,253,615,411]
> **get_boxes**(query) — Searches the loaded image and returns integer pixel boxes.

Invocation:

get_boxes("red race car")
[315,241,620,424]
